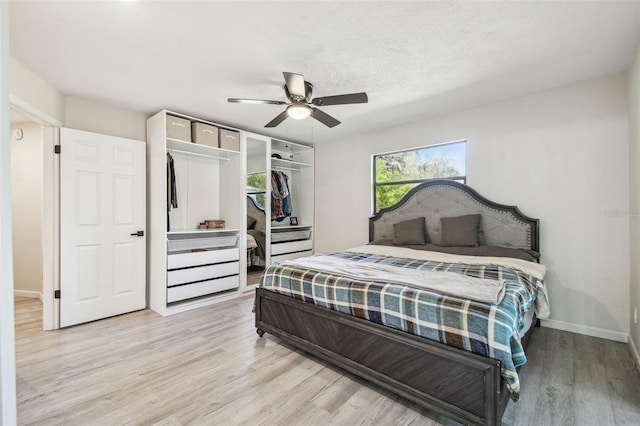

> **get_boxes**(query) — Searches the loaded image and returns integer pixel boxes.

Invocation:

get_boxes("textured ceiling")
[8,1,640,144]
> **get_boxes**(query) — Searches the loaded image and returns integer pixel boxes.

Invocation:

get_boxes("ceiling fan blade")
[265,110,289,128]
[311,108,341,128]
[228,98,287,105]
[311,92,368,107]
[283,72,306,98]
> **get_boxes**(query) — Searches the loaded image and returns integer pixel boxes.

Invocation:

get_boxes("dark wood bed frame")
[255,180,540,425]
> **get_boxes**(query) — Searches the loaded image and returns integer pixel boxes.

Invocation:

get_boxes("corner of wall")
[9,56,65,125]
[630,334,640,374]
[629,42,640,367]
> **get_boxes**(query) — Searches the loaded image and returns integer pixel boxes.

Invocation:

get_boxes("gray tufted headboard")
[247,196,267,233]
[369,180,539,252]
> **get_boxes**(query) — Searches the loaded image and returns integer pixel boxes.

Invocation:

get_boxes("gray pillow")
[392,217,427,245]
[440,214,481,247]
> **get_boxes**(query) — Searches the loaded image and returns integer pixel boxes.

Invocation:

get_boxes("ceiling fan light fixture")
[287,103,311,120]
[230,72,367,128]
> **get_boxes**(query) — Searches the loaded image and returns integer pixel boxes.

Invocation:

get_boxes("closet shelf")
[167,228,241,236]
[271,158,312,171]
[271,138,313,153]
[271,225,313,230]
[166,138,239,160]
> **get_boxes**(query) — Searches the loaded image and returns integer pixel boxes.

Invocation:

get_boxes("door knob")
[130,230,144,237]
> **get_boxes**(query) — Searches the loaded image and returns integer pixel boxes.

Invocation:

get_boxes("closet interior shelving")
[148,110,243,316]
[148,112,314,315]
[243,133,315,291]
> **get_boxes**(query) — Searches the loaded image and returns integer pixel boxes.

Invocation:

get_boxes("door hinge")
[54,289,61,299]
[54,145,61,154]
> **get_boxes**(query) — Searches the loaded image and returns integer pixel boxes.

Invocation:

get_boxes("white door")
[60,128,146,327]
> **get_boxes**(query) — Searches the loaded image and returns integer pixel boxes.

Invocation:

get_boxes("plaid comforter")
[260,249,543,400]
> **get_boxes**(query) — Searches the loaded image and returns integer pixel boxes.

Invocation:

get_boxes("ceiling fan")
[228,72,368,128]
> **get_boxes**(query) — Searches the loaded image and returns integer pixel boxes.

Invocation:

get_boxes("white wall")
[65,96,146,141]
[10,56,147,141]
[10,121,43,296]
[316,73,629,339]
[9,56,64,124]
[628,45,640,363]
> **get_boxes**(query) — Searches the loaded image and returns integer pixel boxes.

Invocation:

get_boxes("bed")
[254,179,548,425]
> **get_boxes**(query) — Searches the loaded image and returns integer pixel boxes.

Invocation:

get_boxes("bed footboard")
[255,288,507,426]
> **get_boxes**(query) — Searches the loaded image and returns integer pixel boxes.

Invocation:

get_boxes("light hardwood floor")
[14,296,640,425]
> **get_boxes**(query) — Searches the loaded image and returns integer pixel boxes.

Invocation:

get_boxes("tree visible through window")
[373,141,466,212]
[247,173,267,209]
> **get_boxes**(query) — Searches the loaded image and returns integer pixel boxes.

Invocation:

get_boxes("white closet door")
[60,128,146,327]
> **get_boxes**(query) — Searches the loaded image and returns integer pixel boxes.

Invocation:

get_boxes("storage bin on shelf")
[219,129,240,151]
[166,115,192,141]
[191,122,219,147]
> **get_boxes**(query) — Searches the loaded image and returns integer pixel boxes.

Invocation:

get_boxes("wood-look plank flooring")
[14,296,640,425]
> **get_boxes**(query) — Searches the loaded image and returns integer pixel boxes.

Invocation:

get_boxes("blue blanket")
[260,250,543,400]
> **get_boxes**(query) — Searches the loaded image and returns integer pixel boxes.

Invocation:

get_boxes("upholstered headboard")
[369,180,539,252]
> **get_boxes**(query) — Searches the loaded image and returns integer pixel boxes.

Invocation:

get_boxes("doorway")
[10,108,45,327]
[9,102,59,331]
[9,97,62,330]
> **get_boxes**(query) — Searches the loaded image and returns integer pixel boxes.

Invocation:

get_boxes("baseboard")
[541,318,628,343]
[629,335,640,374]
[14,290,43,302]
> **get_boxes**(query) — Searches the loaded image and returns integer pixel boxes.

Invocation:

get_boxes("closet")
[244,133,314,290]
[147,110,242,316]
[268,138,314,264]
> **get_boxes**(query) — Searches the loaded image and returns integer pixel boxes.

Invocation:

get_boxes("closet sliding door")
[244,134,268,291]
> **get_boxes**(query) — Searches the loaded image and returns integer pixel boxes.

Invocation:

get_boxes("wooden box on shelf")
[205,219,225,229]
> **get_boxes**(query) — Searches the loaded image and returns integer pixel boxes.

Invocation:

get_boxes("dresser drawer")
[271,239,313,256]
[167,248,239,269]
[167,261,239,287]
[167,276,239,303]
[271,250,313,264]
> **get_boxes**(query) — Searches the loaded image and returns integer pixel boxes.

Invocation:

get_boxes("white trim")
[541,318,628,343]
[629,335,640,374]
[10,87,60,332]
[0,2,18,423]
[41,126,56,330]
[9,94,62,127]
[13,290,43,301]
[53,128,60,329]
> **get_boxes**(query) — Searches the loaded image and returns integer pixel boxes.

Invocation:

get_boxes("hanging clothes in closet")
[167,152,178,231]
[271,170,291,222]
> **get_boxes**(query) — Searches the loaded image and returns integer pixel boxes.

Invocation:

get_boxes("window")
[247,172,267,209]
[373,141,466,213]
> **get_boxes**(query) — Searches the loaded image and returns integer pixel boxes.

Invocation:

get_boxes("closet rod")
[168,148,230,161]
